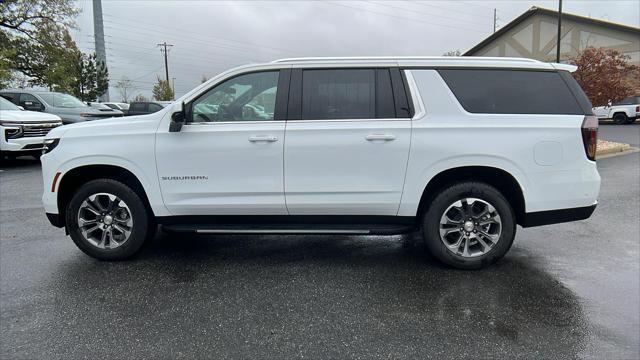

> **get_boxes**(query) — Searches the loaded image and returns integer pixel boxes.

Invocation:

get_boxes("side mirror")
[169,102,186,132]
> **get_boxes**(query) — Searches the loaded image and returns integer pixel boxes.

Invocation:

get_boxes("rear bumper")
[521,203,597,228]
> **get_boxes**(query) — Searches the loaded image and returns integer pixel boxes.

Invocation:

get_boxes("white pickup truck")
[592,95,640,124]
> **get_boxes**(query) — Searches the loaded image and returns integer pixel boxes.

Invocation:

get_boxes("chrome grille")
[21,123,61,138]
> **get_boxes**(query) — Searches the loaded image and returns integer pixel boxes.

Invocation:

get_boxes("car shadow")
[0,156,41,169]
[42,232,591,358]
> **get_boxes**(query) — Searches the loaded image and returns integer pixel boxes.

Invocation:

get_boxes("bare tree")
[133,93,148,102]
[115,76,134,103]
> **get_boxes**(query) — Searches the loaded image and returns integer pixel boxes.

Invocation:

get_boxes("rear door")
[283,67,412,215]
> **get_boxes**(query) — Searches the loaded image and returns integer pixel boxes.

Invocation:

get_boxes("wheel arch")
[57,164,155,219]
[416,166,526,226]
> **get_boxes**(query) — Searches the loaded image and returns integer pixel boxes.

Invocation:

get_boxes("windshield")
[38,93,88,108]
[0,96,20,111]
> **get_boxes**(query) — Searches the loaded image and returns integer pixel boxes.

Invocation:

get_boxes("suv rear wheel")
[65,179,151,260]
[422,182,516,269]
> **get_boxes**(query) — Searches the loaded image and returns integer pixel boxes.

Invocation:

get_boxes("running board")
[162,223,415,235]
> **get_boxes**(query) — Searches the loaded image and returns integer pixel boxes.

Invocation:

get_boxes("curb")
[597,147,639,159]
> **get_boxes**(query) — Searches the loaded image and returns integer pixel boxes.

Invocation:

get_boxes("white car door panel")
[283,67,412,216]
[284,120,411,215]
[155,70,288,215]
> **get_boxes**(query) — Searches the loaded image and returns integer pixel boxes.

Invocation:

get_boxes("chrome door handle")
[248,135,278,142]
[365,134,396,141]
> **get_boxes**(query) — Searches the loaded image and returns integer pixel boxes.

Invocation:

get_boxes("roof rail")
[272,56,541,63]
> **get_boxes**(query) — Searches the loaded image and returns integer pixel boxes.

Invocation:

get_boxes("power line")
[324,1,483,33]
[365,0,490,28]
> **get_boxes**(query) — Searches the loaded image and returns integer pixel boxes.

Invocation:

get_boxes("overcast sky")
[70,0,640,101]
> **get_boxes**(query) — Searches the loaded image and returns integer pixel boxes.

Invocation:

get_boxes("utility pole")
[93,0,109,101]
[556,0,563,63]
[493,9,497,33]
[157,42,174,83]
[172,77,176,100]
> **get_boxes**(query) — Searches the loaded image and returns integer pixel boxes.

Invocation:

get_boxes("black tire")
[613,113,628,125]
[65,179,151,260]
[422,182,516,270]
[625,117,636,124]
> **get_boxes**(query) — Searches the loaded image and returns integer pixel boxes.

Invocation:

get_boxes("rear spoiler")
[551,63,578,73]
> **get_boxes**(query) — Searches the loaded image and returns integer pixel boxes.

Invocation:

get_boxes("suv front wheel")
[422,182,516,269]
[65,179,151,260]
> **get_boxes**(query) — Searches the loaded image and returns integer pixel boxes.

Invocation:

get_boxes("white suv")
[1,96,62,159]
[41,57,600,269]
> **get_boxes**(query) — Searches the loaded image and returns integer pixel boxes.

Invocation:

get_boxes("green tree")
[1,0,79,89]
[152,76,173,101]
[71,52,109,101]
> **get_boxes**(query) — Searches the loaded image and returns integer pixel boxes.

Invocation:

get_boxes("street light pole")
[556,0,563,63]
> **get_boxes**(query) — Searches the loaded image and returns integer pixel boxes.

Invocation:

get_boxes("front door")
[283,68,412,215]
[155,70,289,215]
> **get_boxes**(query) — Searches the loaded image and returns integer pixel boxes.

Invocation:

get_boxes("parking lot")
[1,124,638,359]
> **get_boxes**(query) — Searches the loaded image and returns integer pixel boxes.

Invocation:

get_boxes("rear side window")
[438,69,586,115]
[302,69,375,120]
[130,103,146,111]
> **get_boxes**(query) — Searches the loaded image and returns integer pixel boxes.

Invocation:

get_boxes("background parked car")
[86,102,124,117]
[593,95,640,124]
[101,102,130,114]
[126,101,169,116]
[0,96,62,160]
[0,90,123,124]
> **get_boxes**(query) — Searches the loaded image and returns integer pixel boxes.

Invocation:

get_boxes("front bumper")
[521,203,597,228]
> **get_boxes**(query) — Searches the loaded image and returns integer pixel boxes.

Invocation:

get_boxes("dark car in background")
[0,90,123,124]
[126,101,170,116]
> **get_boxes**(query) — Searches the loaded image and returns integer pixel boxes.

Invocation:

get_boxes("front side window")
[148,103,163,112]
[302,69,376,120]
[190,71,279,123]
[37,93,87,108]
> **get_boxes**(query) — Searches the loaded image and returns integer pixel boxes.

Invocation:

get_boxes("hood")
[0,109,62,123]
[46,113,157,140]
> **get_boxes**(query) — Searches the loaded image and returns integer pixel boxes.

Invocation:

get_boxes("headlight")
[42,138,60,154]
[3,125,23,139]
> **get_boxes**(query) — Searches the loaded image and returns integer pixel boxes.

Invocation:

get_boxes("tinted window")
[614,96,640,105]
[302,69,375,120]
[148,103,163,112]
[0,93,18,104]
[191,71,279,123]
[19,93,41,105]
[130,103,146,111]
[438,69,585,115]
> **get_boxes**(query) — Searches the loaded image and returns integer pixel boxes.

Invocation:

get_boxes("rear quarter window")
[437,69,587,115]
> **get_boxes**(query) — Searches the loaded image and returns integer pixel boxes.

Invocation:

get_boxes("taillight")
[581,115,598,161]
[636,105,639,112]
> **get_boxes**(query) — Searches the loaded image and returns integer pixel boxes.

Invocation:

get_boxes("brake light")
[636,105,639,112]
[581,115,598,161]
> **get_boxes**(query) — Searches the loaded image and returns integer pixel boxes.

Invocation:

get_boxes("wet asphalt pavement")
[1,125,639,359]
